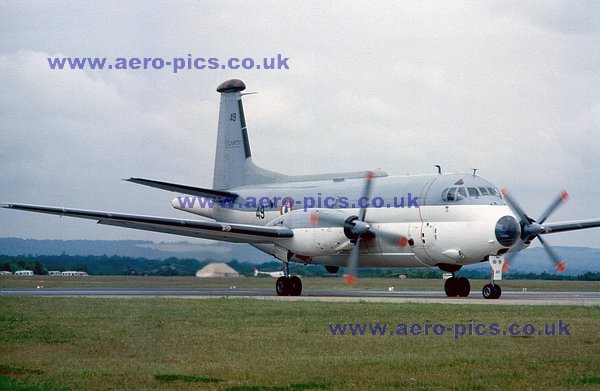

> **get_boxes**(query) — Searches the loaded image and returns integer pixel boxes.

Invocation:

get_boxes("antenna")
[472,168,477,176]
[434,165,442,175]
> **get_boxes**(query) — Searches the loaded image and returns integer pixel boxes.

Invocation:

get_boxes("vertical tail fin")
[212,79,389,190]
[213,79,251,190]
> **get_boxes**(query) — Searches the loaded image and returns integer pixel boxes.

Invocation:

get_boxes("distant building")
[14,270,34,276]
[196,263,240,278]
[48,271,62,276]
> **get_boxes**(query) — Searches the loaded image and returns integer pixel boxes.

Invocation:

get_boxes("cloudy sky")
[1,1,598,248]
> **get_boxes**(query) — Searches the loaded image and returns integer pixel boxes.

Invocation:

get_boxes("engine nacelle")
[267,209,357,256]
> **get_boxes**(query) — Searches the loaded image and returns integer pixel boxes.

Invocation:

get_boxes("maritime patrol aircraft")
[4,79,600,299]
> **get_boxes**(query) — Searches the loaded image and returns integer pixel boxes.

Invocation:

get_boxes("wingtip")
[1,203,12,208]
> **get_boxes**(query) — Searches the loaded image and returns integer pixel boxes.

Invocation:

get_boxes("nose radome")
[495,215,520,247]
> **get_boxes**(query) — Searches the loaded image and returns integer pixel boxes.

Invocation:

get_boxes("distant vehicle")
[61,271,88,276]
[48,270,62,276]
[14,270,34,276]
[443,273,453,280]
[0,271,13,276]
[253,267,285,278]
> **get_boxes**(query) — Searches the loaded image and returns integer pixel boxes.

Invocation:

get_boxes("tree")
[33,261,45,275]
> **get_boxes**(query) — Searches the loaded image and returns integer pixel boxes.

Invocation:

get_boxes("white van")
[14,270,34,276]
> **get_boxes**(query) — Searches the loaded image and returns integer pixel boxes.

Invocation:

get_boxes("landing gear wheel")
[482,284,501,299]
[457,277,470,297]
[276,276,290,296]
[444,277,458,297]
[445,277,470,297]
[491,284,502,299]
[289,276,303,296]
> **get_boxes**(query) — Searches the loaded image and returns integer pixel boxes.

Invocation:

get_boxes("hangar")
[195,263,240,278]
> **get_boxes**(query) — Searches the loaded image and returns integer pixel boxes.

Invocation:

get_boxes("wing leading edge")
[1,203,292,243]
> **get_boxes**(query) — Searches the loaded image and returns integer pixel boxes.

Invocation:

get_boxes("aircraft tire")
[289,276,303,296]
[444,277,458,297]
[481,284,500,299]
[276,276,290,296]
[491,284,502,299]
[457,277,470,297]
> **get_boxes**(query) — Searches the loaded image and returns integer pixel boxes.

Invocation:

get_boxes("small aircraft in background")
[4,79,600,299]
[253,267,285,278]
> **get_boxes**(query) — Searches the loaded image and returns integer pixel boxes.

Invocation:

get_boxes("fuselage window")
[467,187,479,197]
[457,187,467,200]
[479,187,489,195]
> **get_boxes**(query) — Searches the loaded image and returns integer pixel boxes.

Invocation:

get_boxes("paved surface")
[1,287,599,306]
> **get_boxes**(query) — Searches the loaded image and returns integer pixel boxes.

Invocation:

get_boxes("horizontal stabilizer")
[126,178,238,200]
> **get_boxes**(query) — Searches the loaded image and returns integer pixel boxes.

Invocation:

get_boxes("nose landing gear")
[482,255,505,299]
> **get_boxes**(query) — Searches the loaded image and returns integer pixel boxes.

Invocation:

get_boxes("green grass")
[1,298,598,390]
[2,275,599,292]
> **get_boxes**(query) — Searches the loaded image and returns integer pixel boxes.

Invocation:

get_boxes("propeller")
[305,171,409,284]
[341,171,409,284]
[501,188,569,273]
[342,171,374,284]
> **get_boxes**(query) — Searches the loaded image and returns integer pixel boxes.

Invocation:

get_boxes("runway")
[2,287,599,306]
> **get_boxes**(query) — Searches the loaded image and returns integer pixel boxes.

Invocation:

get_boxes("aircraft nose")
[495,215,520,247]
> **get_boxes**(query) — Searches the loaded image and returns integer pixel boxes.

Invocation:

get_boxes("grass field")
[2,275,600,292]
[1,295,599,390]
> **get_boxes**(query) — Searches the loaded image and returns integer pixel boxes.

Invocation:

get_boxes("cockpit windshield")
[442,185,502,202]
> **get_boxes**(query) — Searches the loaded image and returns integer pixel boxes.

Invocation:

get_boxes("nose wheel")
[482,283,502,299]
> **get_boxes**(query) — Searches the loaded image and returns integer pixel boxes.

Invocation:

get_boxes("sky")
[1,1,599,248]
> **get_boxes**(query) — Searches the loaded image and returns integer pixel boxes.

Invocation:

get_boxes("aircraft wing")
[1,203,292,243]
[126,177,239,200]
[541,219,600,234]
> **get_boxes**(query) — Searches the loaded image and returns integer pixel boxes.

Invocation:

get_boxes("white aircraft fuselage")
[173,172,517,269]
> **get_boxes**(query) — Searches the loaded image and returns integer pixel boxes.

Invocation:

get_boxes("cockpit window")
[443,185,502,202]
[447,187,456,201]
[467,187,480,197]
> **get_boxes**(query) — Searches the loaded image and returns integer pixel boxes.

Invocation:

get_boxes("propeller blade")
[358,171,375,222]
[537,235,567,273]
[343,236,361,285]
[537,190,568,224]
[369,226,409,248]
[500,188,529,224]
[344,171,378,285]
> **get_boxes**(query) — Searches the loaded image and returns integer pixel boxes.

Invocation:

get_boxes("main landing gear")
[275,262,303,296]
[444,275,471,297]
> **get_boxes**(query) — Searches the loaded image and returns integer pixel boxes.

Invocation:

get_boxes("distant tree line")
[0,254,598,280]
